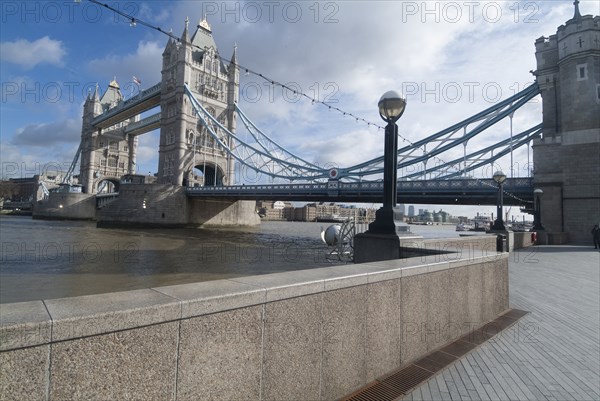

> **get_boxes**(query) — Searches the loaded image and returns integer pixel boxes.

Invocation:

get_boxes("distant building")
[408,205,415,217]
[256,201,376,223]
[256,200,293,220]
[1,172,71,203]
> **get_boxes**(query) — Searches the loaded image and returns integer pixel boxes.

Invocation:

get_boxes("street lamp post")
[491,170,507,231]
[367,90,408,234]
[354,90,421,263]
[533,188,544,230]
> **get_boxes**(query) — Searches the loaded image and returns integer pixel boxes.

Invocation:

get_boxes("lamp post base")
[354,232,423,263]
[354,207,421,263]
[490,219,506,232]
[367,206,412,235]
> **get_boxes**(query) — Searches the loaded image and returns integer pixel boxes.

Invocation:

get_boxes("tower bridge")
[35,3,599,243]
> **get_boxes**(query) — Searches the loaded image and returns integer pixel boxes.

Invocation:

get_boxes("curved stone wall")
[0,243,508,401]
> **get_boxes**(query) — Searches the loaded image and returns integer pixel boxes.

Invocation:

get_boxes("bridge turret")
[534,3,600,137]
[158,16,238,187]
[78,78,138,194]
[226,44,240,185]
[80,84,102,193]
[532,1,600,243]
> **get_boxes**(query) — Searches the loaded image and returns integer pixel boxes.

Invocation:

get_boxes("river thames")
[0,216,460,304]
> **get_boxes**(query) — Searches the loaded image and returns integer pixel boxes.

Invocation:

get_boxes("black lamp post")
[367,90,407,235]
[533,188,544,230]
[491,170,507,231]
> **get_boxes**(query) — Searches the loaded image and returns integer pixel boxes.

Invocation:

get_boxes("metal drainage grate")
[381,364,434,393]
[464,327,496,345]
[414,351,457,373]
[340,309,529,401]
[440,339,477,358]
[344,381,404,401]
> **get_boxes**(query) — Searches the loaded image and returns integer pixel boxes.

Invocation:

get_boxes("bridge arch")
[97,178,120,193]
[187,163,224,187]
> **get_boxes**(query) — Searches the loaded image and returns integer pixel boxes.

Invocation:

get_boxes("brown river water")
[0,215,458,303]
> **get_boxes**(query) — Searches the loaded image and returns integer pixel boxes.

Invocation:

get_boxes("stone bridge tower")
[158,17,239,187]
[79,80,138,194]
[533,1,600,243]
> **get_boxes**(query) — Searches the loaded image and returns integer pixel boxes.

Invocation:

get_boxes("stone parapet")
[0,248,509,401]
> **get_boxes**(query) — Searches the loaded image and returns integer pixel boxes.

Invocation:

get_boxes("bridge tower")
[80,80,138,194]
[158,17,239,187]
[533,1,600,243]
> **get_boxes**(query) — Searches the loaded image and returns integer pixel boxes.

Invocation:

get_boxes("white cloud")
[0,36,67,69]
[11,119,80,147]
[138,2,170,23]
[87,41,163,88]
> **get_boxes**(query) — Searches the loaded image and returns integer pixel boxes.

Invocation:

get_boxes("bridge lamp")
[491,170,507,231]
[366,90,407,234]
[378,91,406,124]
[378,91,406,211]
[533,188,544,230]
[354,90,410,263]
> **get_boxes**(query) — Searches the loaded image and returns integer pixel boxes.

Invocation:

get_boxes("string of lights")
[75,0,532,204]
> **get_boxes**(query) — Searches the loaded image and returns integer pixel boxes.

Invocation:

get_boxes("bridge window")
[100,159,107,166]
[167,103,176,118]
[119,162,125,169]
[576,63,588,81]
[108,156,118,168]
[98,140,104,148]
[166,130,176,145]
[124,144,128,152]
[163,155,174,177]
[109,141,118,151]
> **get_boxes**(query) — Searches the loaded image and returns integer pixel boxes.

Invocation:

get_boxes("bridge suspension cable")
[185,85,331,181]
[187,80,540,206]
[340,82,540,179]
[235,105,322,171]
[404,124,543,180]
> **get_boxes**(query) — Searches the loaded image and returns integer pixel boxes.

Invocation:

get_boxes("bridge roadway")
[185,178,534,206]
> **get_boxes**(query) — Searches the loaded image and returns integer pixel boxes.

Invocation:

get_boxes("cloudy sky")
[1,0,594,218]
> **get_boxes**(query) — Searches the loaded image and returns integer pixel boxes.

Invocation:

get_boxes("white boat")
[456,223,474,231]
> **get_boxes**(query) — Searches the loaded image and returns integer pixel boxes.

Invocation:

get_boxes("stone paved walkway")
[402,245,600,401]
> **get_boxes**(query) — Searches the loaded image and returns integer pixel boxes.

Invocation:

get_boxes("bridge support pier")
[96,184,259,228]
[33,192,96,220]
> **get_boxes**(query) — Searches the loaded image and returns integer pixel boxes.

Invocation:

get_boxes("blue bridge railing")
[185,178,534,205]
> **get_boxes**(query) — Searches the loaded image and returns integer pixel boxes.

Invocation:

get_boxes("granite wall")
[0,250,509,401]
